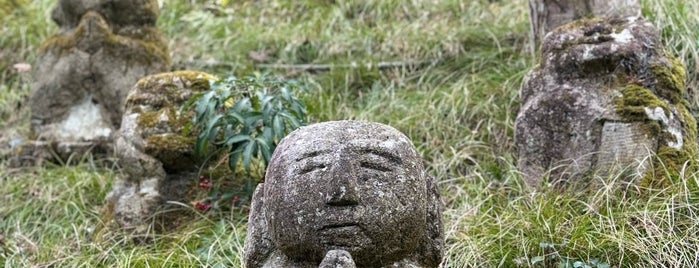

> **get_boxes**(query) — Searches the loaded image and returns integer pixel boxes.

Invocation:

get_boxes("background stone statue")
[515,17,697,188]
[30,0,169,144]
[244,121,444,267]
[102,71,214,238]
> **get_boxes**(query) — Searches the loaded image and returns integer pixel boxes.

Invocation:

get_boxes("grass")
[2,0,699,267]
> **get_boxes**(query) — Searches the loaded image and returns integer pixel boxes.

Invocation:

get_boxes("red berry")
[194,201,212,211]
[198,180,213,190]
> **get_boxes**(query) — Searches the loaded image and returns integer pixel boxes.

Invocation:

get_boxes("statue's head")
[541,17,659,76]
[257,121,438,266]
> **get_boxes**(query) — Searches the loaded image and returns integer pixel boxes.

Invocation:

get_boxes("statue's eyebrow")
[295,149,332,162]
[355,146,402,165]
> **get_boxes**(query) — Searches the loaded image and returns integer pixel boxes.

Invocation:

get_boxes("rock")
[244,121,444,267]
[30,0,169,147]
[102,71,215,237]
[515,17,697,188]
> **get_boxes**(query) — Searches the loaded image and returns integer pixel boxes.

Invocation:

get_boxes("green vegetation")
[2,0,699,267]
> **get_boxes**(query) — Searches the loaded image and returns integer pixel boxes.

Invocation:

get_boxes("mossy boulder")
[103,71,216,237]
[30,0,169,144]
[515,17,697,188]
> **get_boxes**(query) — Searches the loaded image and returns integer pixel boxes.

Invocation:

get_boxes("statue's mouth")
[319,223,366,249]
[321,222,359,230]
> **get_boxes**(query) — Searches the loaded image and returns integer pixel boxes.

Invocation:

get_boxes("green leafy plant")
[185,72,307,211]
[189,72,307,172]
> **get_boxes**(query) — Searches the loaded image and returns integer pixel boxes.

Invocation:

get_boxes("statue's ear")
[243,183,276,268]
[411,174,445,267]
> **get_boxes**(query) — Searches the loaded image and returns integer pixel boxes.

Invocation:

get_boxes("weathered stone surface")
[244,121,444,267]
[528,0,641,47]
[102,71,215,236]
[515,17,697,187]
[30,0,169,144]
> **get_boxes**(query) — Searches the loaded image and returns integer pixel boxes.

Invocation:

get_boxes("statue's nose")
[325,157,360,206]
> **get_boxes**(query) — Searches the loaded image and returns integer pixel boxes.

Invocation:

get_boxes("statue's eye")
[298,163,327,174]
[360,161,392,172]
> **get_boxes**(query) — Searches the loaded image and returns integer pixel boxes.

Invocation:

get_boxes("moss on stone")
[131,71,217,169]
[39,11,170,67]
[555,17,605,32]
[614,55,697,188]
[649,55,686,104]
[615,84,669,121]
[136,109,164,129]
[145,134,194,158]
[130,71,216,106]
[136,107,195,134]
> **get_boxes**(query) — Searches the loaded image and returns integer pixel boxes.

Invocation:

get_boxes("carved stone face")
[263,121,427,266]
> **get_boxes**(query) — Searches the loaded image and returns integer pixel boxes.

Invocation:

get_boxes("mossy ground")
[2,0,699,267]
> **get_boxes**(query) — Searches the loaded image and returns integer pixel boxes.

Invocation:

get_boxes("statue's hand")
[319,250,356,268]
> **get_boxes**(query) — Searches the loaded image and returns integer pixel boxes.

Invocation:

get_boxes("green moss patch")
[128,71,216,109]
[614,55,697,188]
[649,55,686,103]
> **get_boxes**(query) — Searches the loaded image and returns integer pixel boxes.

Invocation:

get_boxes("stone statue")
[102,71,215,238]
[515,17,697,188]
[244,121,444,267]
[30,0,169,144]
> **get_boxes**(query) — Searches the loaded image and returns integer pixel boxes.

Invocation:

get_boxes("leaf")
[242,141,255,172]
[194,91,216,122]
[243,112,264,128]
[228,145,245,170]
[257,91,273,108]
[573,261,584,268]
[256,137,272,164]
[281,86,292,101]
[280,112,302,129]
[195,133,209,156]
[272,115,284,139]
[232,98,252,112]
[596,263,610,268]
[530,256,545,264]
[181,91,204,113]
[224,134,251,147]
[204,114,224,138]
[262,126,274,142]
[225,111,245,125]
